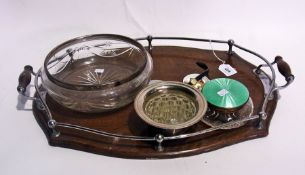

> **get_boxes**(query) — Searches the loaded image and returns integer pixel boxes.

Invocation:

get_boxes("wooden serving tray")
[32,46,277,159]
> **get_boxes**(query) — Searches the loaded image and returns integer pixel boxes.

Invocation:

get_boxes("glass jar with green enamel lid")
[201,78,249,110]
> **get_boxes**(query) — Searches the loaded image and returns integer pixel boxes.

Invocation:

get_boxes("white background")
[1,0,304,174]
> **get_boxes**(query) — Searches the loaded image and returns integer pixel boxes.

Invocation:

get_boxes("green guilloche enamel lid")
[201,78,249,109]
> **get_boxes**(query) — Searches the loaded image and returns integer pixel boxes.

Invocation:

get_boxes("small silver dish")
[134,81,207,135]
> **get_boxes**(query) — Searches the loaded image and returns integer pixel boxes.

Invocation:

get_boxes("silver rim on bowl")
[44,34,149,91]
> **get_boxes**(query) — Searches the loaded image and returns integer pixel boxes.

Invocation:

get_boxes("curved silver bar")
[232,43,276,116]
[52,115,259,141]
[136,36,228,44]
[164,115,259,140]
[56,122,156,141]
[34,69,54,120]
